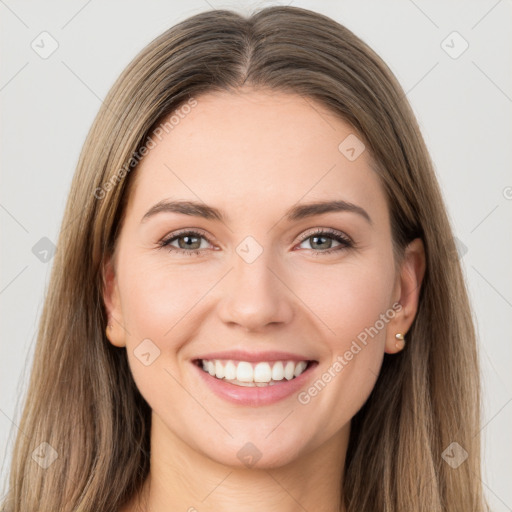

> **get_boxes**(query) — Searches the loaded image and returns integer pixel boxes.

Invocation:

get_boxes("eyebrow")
[141,199,372,225]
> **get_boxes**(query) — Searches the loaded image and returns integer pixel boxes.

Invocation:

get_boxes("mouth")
[193,358,317,387]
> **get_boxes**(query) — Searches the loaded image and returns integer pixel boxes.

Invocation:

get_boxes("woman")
[1,6,488,511]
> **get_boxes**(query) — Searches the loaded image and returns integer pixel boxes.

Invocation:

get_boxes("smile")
[192,356,319,406]
[196,358,312,387]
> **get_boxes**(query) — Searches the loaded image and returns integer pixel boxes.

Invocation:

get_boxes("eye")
[296,228,353,254]
[157,227,353,257]
[158,229,214,256]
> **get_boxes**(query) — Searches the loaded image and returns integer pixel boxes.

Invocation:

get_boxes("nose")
[217,249,294,332]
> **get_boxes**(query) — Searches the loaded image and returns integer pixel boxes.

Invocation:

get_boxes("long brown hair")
[1,6,488,511]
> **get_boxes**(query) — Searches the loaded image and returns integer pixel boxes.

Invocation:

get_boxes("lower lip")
[192,361,318,406]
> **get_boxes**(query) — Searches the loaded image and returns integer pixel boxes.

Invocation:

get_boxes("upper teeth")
[201,359,308,383]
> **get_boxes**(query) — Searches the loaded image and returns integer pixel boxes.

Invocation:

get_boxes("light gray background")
[1,0,511,509]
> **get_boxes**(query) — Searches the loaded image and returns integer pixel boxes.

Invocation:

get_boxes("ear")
[102,256,126,348]
[385,238,426,354]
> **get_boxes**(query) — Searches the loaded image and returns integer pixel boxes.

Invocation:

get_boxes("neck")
[125,413,349,512]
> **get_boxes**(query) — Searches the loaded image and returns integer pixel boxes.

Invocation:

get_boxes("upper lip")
[194,349,317,363]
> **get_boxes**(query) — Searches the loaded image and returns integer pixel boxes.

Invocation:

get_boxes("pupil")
[179,235,200,249]
[177,235,334,251]
[312,235,330,250]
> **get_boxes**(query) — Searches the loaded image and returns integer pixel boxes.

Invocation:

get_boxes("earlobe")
[393,332,406,352]
[102,257,126,348]
[385,238,426,354]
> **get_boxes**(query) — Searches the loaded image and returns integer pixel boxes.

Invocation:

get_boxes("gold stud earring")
[395,333,405,351]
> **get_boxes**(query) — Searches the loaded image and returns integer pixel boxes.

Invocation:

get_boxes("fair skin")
[104,88,425,512]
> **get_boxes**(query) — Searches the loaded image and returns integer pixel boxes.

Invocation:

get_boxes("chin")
[198,432,309,470]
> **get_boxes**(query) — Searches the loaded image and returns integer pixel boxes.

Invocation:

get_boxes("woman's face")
[104,88,422,468]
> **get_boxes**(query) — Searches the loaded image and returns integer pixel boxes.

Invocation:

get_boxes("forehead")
[125,88,386,223]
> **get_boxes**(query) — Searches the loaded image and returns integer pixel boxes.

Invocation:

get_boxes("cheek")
[116,257,210,411]
[336,267,394,338]
[115,255,228,397]
[293,255,396,348]
[118,256,215,340]
[292,257,396,436]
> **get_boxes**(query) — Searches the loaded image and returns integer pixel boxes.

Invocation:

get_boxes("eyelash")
[158,227,354,257]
